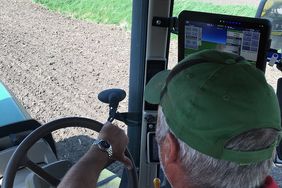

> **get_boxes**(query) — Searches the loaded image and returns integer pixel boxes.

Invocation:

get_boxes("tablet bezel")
[178,11,272,72]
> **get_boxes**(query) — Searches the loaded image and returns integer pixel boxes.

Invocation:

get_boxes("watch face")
[100,140,110,149]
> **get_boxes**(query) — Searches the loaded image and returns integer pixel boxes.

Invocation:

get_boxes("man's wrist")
[82,145,112,170]
[92,139,113,158]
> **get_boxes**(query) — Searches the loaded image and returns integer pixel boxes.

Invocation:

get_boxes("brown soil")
[0,0,131,173]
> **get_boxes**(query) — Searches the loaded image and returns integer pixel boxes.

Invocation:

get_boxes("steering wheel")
[2,117,138,188]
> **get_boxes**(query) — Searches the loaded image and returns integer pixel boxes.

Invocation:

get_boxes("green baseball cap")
[145,49,281,165]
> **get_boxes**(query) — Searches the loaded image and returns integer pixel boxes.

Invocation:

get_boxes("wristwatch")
[93,139,113,158]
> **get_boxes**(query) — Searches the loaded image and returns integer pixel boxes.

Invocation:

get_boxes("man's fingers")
[121,155,133,170]
[104,121,112,126]
[100,122,131,169]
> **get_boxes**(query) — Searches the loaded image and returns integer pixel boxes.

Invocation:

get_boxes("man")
[59,50,281,188]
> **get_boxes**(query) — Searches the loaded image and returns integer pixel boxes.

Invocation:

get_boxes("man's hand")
[98,122,133,169]
[58,122,132,188]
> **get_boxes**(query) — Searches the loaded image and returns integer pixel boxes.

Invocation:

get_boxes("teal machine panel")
[0,82,30,126]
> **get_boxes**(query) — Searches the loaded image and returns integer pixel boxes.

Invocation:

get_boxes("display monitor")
[178,11,272,71]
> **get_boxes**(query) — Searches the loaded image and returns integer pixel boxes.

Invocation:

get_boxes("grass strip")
[34,0,257,29]
[34,0,132,29]
[173,1,257,17]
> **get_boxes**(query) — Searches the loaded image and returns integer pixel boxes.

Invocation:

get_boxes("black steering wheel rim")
[2,117,138,188]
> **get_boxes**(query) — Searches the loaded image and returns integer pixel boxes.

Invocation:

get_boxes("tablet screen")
[184,21,261,63]
[178,11,271,71]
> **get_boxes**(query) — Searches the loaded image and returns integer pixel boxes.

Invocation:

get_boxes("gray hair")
[156,107,278,188]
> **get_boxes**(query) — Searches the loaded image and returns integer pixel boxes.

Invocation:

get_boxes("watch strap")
[93,139,113,158]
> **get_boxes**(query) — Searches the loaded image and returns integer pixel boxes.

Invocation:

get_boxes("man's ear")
[164,132,180,163]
